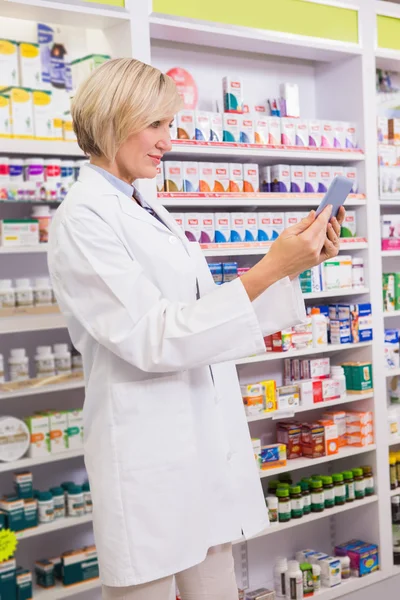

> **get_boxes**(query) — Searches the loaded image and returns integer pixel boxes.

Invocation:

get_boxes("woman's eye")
[151,121,161,128]
[169,122,174,128]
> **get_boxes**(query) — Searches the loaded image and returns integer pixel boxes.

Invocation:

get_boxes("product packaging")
[164,162,183,192]
[321,121,335,148]
[301,422,326,458]
[341,211,357,237]
[177,110,195,140]
[244,214,258,242]
[320,557,342,587]
[378,116,389,143]
[260,380,277,412]
[254,115,269,144]
[318,166,333,193]
[182,162,200,193]
[194,111,211,141]
[305,166,319,193]
[257,213,271,241]
[345,167,358,193]
[223,76,243,113]
[18,42,41,88]
[271,165,290,193]
[0,559,17,597]
[281,118,296,146]
[241,383,264,416]
[0,39,19,88]
[243,164,259,192]
[215,213,231,243]
[222,262,237,282]
[6,87,34,139]
[345,122,358,148]
[259,443,287,470]
[24,414,50,458]
[184,213,201,242]
[70,54,109,91]
[223,114,240,142]
[0,94,11,139]
[213,163,230,192]
[318,419,339,455]
[32,90,53,139]
[210,112,223,142]
[230,213,246,243]
[16,567,32,600]
[308,121,322,147]
[280,83,300,118]
[62,545,99,586]
[267,116,281,145]
[229,164,244,192]
[276,420,302,458]
[240,115,254,143]
[342,362,373,393]
[0,220,39,247]
[334,122,346,148]
[295,119,309,146]
[199,163,215,192]
[290,166,305,193]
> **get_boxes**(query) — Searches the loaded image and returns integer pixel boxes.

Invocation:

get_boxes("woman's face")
[115,117,174,182]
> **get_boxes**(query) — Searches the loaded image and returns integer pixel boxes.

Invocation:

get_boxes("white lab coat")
[47,165,306,587]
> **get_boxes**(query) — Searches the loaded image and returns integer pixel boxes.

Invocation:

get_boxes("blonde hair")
[71,58,183,160]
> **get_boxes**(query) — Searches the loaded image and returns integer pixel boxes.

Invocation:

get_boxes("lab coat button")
[169,236,178,244]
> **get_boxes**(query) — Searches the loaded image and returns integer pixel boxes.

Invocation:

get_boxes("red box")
[312,380,323,403]
[264,335,273,352]
[301,422,326,458]
[277,421,302,459]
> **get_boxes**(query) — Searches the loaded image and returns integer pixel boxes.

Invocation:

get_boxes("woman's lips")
[148,155,161,165]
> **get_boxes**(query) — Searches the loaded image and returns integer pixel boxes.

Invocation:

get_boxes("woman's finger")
[327,223,340,246]
[329,217,341,238]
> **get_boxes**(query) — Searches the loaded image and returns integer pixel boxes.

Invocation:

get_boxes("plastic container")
[285,560,304,600]
[15,278,34,308]
[34,278,53,306]
[290,485,304,519]
[266,495,278,523]
[0,279,15,309]
[50,487,66,519]
[339,556,351,580]
[44,159,61,181]
[321,475,335,508]
[8,349,29,382]
[274,557,288,598]
[0,157,9,182]
[37,491,55,523]
[25,158,45,182]
[53,343,72,376]
[330,366,347,399]
[362,465,375,496]
[67,484,85,517]
[35,346,56,379]
[31,206,52,244]
[300,480,311,515]
[277,488,291,523]
[352,467,366,500]
[82,482,92,514]
[0,354,4,384]
[311,479,324,513]
[352,257,364,288]
[311,307,328,348]
[343,470,355,502]
[61,481,75,509]
[333,473,346,505]
[268,480,281,495]
[312,564,321,592]
[9,158,24,181]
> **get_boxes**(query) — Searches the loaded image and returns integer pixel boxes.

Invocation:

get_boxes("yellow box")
[6,87,34,139]
[260,379,277,412]
[33,90,53,140]
[0,94,11,138]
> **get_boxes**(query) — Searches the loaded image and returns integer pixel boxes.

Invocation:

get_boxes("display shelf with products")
[0,245,48,255]
[0,380,85,400]
[0,311,67,334]
[202,240,368,257]
[0,449,84,474]
[33,579,100,600]
[16,514,93,541]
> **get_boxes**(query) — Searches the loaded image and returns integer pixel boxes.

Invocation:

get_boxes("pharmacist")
[48,58,344,600]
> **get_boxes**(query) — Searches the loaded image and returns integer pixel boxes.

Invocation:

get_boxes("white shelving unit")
[1,0,400,598]
[16,514,92,541]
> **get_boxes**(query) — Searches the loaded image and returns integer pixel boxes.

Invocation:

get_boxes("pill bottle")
[35,346,56,379]
[352,257,364,289]
[333,473,346,505]
[311,479,324,513]
[285,560,303,600]
[300,563,313,597]
[339,556,351,580]
[9,158,24,182]
[352,467,365,500]
[53,343,72,376]
[330,366,347,399]
[32,205,52,244]
[60,481,75,512]
[44,158,61,182]
[266,496,278,523]
[312,564,321,592]
[274,556,288,598]
[34,278,53,307]
[300,480,311,515]
[277,488,291,523]
[279,474,293,486]
[0,157,9,182]
[50,487,65,519]
[37,491,55,523]
[15,279,34,308]
[67,484,85,517]
[311,307,328,348]
[343,470,355,502]
[361,465,375,496]
[71,347,83,374]
[390,455,398,490]
[0,354,4,384]
[0,279,15,309]
[290,485,303,519]
[25,158,45,182]
[321,475,335,508]
[268,480,281,495]
[82,482,92,514]
[8,348,29,382]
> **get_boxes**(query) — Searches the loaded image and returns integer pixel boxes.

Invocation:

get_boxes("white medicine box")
[33,90,53,140]
[0,39,19,88]
[18,42,42,88]
[67,410,84,450]
[24,415,50,458]
[7,87,34,138]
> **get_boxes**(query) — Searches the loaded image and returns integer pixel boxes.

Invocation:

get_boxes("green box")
[35,560,55,589]
[383,273,395,312]
[14,472,33,500]
[395,273,400,311]
[23,499,38,529]
[62,546,99,587]
[16,568,32,600]
[299,270,312,294]
[48,557,62,581]
[342,362,373,392]
[0,559,17,600]
[0,496,25,532]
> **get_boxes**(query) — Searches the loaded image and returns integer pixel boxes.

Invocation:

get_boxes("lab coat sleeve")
[50,213,303,373]
[251,276,307,336]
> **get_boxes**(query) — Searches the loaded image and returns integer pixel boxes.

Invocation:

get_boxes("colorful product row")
[0,276,55,310]
[25,409,84,457]
[269,165,358,194]
[381,214,400,250]
[36,545,99,589]
[0,559,32,600]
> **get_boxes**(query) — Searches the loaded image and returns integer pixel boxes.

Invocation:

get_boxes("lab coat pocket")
[111,374,195,473]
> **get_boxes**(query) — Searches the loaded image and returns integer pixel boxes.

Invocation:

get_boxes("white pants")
[102,544,237,600]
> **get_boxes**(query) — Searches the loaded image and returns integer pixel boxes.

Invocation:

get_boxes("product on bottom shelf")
[35,545,99,588]
[392,495,400,565]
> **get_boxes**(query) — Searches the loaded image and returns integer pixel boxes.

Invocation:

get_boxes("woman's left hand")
[318,206,345,264]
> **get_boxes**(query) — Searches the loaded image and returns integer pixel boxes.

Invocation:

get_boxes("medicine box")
[377,116,389,144]
[209,263,223,285]
[271,165,290,193]
[24,498,38,529]
[321,121,335,148]
[383,274,395,312]
[33,90,53,140]
[322,379,341,402]
[43,411,68,454]
[260,379,277,412]
[254,116,269,144]
[267,116,281,145]
[18,42,41,88]
[243,164,259,192]
[345,543,379,577]
[62,545,99,587]
[245,588,275,600]
[199,163,215,192]
[172,213,184,229]
[214,163,230,192]
[16,568,32,600]
[301,422,326,458]
[276,386,300,413]
[309,120,322,147]
[281,117,296,146]
[182,162,199,193]
[0,496,25,532]
[223,76,243,113]
[215,213,231,243]
[223,114,240,142]
[295,119,309,147]
[200,213,215,243]
[222,262,237,282]
[240,115,254,144]
[389,118,400,145]
[345,122,357,148]
[341,210,357,237]
[24,414,50,458]
[276,420,302,459]
[6,87,34,139]
[241,383,264,416]
[245,214,258,242]
[318,419,339,455]
[210,112,223,142]
[67,410,84,450]
[334,122,346,149]
[63,113,76,141]
[258,213,271,241]
[305,166,318,193]
[330,319,351,345]
[194,111,210,141]
[14,471,33,499]
[290,166,305,193]
[0,558,17,599]
[270,214,285,240]
[35,559,55,589]
[259,443,287,470]
[320,557,341,587]
[184,213,201,242]
[342,362,373,393]
[0,93,11,138]
[229,164,244,192]
[344,167,358,193]
[164,161,183,192]
[0,219,39,246]
[177,110,195,140]
[323,411,347,447]
[0,40,19,88]
[318,166,333,193]
[298,379,314,407]
[231,213,246,243]
[156,163,164,192]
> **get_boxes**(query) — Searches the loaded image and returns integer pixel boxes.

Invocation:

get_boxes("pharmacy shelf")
[386,367,400,378]
[234,494,378,543]
[391,488,400,498]
[246,392,374,424]
[0,450,84,474]
[168,142,365,164]
[0,139,84,158]
[17,514,92,541]
[202,240,368,257]
[294,571,387,600]
[0,312,67,334]
[0,0,129,28]
[236,341,373,366]
[259,444,377,479]
[0,245,48,255]
[382,250,400,257]
[33,579,100,600]
[303,287,370,300]
[389,435,400,447]
[384,310,400,318]
[159,192,367,208]
[0,380,84,400]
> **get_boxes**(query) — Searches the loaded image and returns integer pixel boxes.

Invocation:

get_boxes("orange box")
[323,410,346,447]
[243,164,259,192]
[213,163,230,192]
[345,432,374,447]
[276,421,302,459]
[346,411,373,425]
[318,419,339,455]
[229,164,244,192]
[199,163,215,192]
[301,422,326,458]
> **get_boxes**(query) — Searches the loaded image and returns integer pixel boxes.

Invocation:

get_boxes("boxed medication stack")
[6,87,34,139]
[223,76,244,113]
[345,411,374,447]
[62,545,99,586]
[213,164,229,192]
[223,114,240,142]
[177,110,195,140]
[18,42,41,88]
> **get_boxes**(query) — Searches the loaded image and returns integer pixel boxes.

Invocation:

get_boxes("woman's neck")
[90,157,134,186]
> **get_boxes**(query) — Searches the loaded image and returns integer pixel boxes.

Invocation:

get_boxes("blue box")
[222,262,238,283]
[208,263,223,285]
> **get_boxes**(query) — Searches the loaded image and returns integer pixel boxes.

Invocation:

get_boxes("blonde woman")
[48,58,344,600]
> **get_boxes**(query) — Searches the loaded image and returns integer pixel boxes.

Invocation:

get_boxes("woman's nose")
[157,134,172,153]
